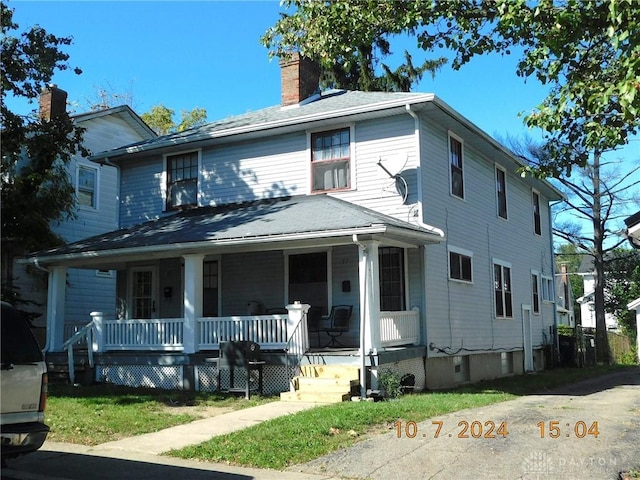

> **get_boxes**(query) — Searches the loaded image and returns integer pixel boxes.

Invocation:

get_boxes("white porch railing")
[379,310,420,347]
[103,318,184,351]
[62,321,95,384]
[198,315,288,350]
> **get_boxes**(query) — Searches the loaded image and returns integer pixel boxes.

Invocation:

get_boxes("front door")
[522,304,534,371]
[130,267,158,319]
[288,252,328,315]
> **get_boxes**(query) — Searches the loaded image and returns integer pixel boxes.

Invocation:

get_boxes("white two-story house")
[13,86,156,348]
[28,55,562,396]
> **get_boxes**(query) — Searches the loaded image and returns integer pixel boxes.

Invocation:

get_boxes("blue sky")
[6,0,639,237]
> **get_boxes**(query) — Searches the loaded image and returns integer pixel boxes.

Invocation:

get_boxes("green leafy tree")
[141,105,207,136]
[261,0,446,92]
[1,1,86,303]
[510,135,639,363]
[263,0,640,176]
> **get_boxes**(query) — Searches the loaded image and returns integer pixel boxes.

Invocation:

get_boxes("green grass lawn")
[46,383,275,445]
[167,365,629,469]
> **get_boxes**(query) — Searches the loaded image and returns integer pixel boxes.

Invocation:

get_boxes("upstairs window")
[77,165,98,208]
[166,151,199,210]
[496,166,507,219]
[311,128,350,192]
[449,134,464,198]
[494,260,513,318]
[448,246,473,283]
[532,190,541,235]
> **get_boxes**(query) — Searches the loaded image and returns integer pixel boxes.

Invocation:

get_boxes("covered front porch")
[30,195,443,394]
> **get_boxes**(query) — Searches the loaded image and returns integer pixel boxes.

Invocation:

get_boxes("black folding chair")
[320,305,353,347]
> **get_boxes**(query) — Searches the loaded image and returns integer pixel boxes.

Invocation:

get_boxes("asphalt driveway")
[291,366,640,480]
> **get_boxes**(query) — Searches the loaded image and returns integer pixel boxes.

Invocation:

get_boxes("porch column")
[47,266,67,352]
[183,254,204,354]
[358,239,381,354]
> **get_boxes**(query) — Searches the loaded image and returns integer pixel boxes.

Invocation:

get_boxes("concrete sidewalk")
[5,400,338,480]
[94,400,324,455]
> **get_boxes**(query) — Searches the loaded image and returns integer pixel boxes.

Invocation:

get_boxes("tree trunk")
[592,151,610,364]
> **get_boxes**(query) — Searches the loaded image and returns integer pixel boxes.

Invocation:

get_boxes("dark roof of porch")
[28,195,444,266]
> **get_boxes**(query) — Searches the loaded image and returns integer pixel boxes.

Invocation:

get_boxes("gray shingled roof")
[91,90,432,160]
[31,195,443,263]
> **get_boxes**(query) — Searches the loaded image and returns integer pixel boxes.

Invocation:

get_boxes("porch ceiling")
[25,195,444,268]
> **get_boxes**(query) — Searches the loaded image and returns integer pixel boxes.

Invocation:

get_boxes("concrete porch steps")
[280,364,360,403]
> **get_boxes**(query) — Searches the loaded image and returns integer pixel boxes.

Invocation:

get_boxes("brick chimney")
[279,53,320,107]
[39,84,68,121]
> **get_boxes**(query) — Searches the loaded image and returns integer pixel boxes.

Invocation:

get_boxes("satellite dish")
[378,152,408,177]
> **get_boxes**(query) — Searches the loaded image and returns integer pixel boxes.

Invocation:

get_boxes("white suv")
[1,302,49,464]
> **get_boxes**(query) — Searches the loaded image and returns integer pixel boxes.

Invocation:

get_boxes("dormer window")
[166,150,199,210]
[311,128,350,192]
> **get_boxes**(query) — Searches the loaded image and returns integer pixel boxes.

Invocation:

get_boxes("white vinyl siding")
[420,114,554,353]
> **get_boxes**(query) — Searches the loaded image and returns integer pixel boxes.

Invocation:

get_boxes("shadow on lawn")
[48,383,238,407]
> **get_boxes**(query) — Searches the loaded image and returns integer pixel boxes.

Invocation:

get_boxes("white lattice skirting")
[196,364,290,395]
[96,364,291,395]
[98,365,184,390]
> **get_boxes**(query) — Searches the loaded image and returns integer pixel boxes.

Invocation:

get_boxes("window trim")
[447,245,474,283]
[495,164,508,220]
[542,275,554,303]
[378,246,407,311]
[76,163,99,210]
[163,149,202,212]
[531,270,541,314]
[448,132,465,199]
[493,258,513,319]
[308,125,354,193]
[532,189,542,235]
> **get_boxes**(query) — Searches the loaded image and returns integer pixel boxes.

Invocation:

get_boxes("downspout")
[32,259,51,354]
[353,234,368,399]
[548,201,559,366]
[405,104,422,216]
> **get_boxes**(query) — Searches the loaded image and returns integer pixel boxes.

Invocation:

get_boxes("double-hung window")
[542,276,554,303]
[449,134,464,199]
[531,271,540,314]
[77,165,98,209]
[493,260,513,318]
[379,247,405,311]
[311,128,350,192]
[496,166,507,219]
[448,246,473,283]
[532,190,541,235]
[166,151,199,210]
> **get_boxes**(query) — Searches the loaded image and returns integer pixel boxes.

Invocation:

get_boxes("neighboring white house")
[13,86,156,346]
[624,211,640,361]
[576,256,619,331]
[27,55,563,393]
